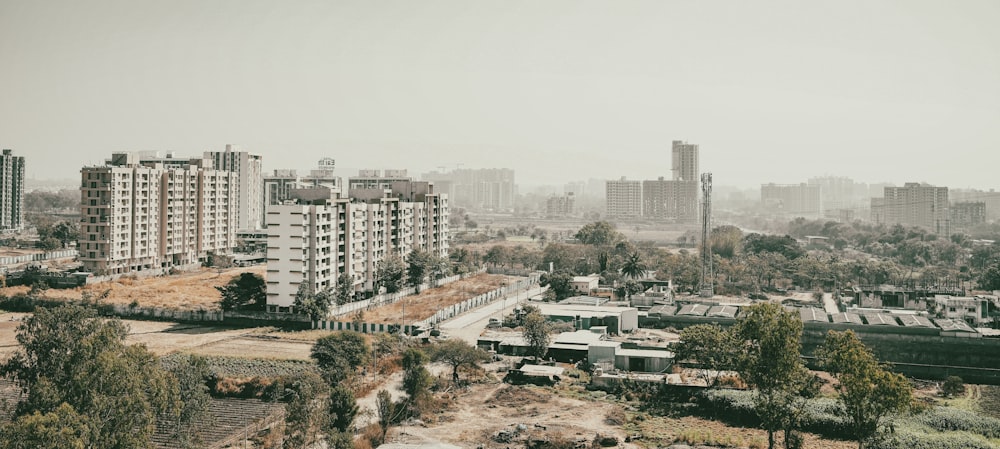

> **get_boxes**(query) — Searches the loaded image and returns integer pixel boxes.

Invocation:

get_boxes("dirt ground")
[0,265,265,310]
[362,274,512,324]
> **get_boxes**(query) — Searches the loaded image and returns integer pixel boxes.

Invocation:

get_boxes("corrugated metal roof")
[862,313,898,325]
[831,312,863,324]
[799,307,828,323]
[677,304,710,316]
[648,305,678,316]
[898,315,934,328]
[933,318,977,333]
[707,305,739,318]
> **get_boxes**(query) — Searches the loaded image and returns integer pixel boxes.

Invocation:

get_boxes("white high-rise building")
[606,177,642,218]
[0,149,26,231]
[205,144,264,231]
[265,181,449,312]
[79,152,236,275]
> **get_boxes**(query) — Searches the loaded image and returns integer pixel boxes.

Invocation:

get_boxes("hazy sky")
[2,0,999,189]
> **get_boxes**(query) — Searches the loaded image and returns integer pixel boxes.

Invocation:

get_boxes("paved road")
[440,286,546,345]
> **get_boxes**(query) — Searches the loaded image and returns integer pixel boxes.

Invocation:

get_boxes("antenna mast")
[699,172,714,298]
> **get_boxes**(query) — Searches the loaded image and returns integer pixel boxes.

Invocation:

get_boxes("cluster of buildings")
[604,141,700,222]
[421,168,515,212]
[76,146,449,313]
[0,149,26,232]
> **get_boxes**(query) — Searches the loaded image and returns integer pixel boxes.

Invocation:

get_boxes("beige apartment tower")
[0,149,26,231]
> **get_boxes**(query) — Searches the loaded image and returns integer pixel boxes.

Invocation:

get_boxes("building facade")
[606,177,642,218]
[546,193,575,217]
[205,144,264,231]
[79,152,236,275]
[422,168,515,211]
[951,202,986,230]
[264,180,449,311]
[761,183,824,218]
[0,149,25,231]
[872,183,950,235]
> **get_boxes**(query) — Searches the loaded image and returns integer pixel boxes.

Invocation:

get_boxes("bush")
[869,430,996,449]
[912,407,1000,438]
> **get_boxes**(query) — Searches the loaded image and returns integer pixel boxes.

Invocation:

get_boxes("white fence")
[327,268,484,318]
[0,249,77,267]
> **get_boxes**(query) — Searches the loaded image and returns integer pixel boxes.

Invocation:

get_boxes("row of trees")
[675,303,912,449]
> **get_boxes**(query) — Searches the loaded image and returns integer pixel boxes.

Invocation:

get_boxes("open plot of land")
[0,265,265,310]
[362,273,512,324]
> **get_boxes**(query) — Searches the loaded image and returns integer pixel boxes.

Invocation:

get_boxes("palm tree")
[621,251,647,280]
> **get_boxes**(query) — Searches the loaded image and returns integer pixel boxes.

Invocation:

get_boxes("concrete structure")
[569,274,600,295]
[0,149,25,231]
[951,189,1000,222]
[205,145,264,231]
[951,201,986,230]
[872,183,950,235]
[670,140,700,223]
[535,303,639,334]
[807,176,871,220]
[935,295,993,326]
[421,168,515,211]
[761,183,823,217]
[642,177,696,221]
[79,152,236,275]
[264,182,449,311]
[546,193,575,217]
[605,177,642,218]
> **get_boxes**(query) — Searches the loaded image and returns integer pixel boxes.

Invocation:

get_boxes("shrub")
[868,430,996,449]
[912,407,1000,438]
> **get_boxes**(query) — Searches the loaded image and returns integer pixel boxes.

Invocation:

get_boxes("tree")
[327,384,359,433]
[816,330,912,449]
[744,233,805,260]
[335,273,355,306]
[401,348,432,415]
[294,285,333,322]
[0,403,91,449]
[942,375,965,398]
[376,389,393,444]
[431,339,489,383]
[0,305,179,449]
[575,221,625,246]
[283,371,327,449]
[311,331,370,382]
[539,270,574,301]
[733,303,809,449]
[167,354,213,449]
[407,249,432,290]
[484,245,511,268]
[376,255,406,293]
[521,310,551,361]
[621,251,647,280]
[615,280,644,300]
[216,272,267,311]
[978,263,1000,291]
[711,225,744,259]
[674,324,738,388]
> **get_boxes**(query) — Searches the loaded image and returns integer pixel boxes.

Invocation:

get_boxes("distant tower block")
[699,172,714,298]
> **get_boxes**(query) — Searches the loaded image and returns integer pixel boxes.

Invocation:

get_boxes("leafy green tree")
[376,389,393,444]
[674,324,738,388]
[326,431,355,449]
[376,255,406,293]
[283,371,327,449]
[431,339,489,383]
[615,279,644,300]
[711,225,744,259]
[942,375,965,398]
[0,403,91,449]
[978,263,1000,291]
[406,249,432,290]
[539,270,574,301]
[311,331,370,382]
[743,233,805,260]
[167,354,213,449]
[621,251,647,280]
[575,221,625,246]
[335,273,355,306]
[733,303,809,449]
[0,305,179,449]
[294,284,333,321]
[216,272,267,311]
[816,330,912,449]
[484,245,511,268]
[327,384,359,433]
[521,310,551,361]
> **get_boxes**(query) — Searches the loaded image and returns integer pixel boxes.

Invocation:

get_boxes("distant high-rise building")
[951,189,1000,222]
[606,177,642,218]
[871,182,950,234]
[0,149,25,231]
[205,144,264,231]
[672,140,699,182]
[671,141,700,223]
[761,183,824,217]
[546,193,575,217]
[422,168,515,211]
[950,202,986,230]
[79,152,236,275]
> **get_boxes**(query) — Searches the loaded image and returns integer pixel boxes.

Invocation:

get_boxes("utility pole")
[700,172,714,298]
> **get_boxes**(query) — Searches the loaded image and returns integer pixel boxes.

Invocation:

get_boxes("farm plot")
[362,273,511,324]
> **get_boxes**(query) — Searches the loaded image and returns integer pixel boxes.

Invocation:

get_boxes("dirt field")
[362,274,512,324]
[0,265,265,310]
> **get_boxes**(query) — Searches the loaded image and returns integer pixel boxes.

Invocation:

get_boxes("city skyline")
[2,1,999,189]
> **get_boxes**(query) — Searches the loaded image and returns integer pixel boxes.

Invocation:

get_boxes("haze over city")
[2,0,999,189]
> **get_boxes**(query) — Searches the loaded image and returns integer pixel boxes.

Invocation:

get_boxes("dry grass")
[0,266,265,310]
[362,274,510,324]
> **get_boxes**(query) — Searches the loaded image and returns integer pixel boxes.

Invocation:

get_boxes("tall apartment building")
[671,141,699,223]
[205,144,264,231]
[422,168,515,211]
[871,183,950,235]
[951,189,1000,222]
[671,140,699,182]
[761,183,824,218]
[0,149,25,231]
[265,180,449,312]
[79,153,236,275]
[264,159,343,209]
[606,177,642,218]
[546,193,575,217]
[950,202,986,231]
